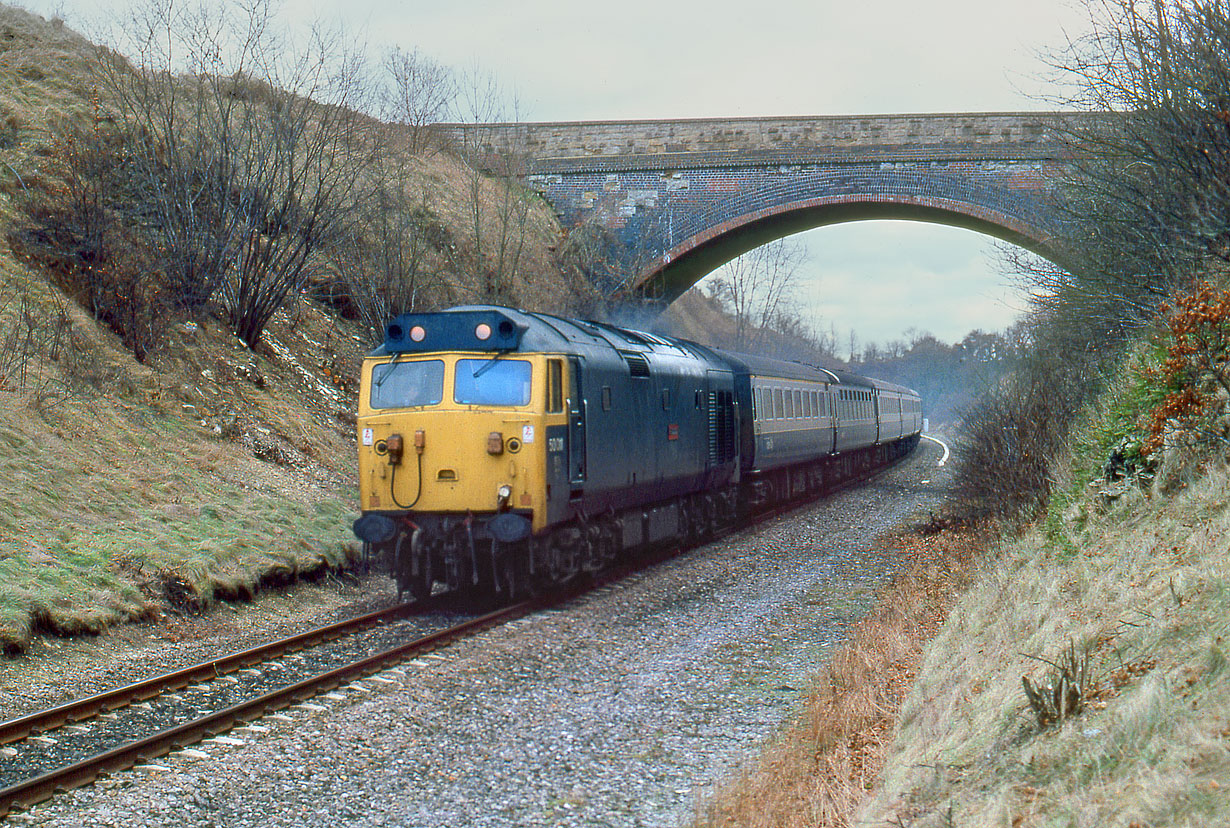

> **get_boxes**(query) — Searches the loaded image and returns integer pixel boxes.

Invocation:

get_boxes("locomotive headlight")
[475,322,492,341]
[497,483,512,509]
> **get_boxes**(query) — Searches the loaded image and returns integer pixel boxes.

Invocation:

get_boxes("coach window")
[773,388,784,419]
[784,389,794,419]
[547,359,564,413]
[802,391,811,419]
[793,390,802,418]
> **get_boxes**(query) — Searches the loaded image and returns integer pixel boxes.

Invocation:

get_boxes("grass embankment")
[861,472,1230,825]
[703,335,1230,826]
[0,5,593,655]
[0,270,363,653]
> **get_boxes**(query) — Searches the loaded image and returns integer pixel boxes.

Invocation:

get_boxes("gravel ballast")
[7,439,950,827]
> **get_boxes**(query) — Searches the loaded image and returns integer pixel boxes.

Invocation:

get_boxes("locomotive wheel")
[498,543,531,600]
[393,531,431,602]
[545,529,580,585]
[443,543,470,593]
[582,525,605,572]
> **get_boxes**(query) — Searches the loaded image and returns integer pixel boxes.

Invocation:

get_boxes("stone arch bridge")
[434,112,1085,303]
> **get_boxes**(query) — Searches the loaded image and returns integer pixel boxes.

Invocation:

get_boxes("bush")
[9,121,166,362]
[952,332,1100,521]
[1141,279,1230,456]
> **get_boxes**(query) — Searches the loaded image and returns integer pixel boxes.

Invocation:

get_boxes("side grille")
[707,390,735,464]
[620,351,651,378]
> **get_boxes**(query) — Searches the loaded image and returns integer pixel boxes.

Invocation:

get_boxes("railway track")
[0,448,916,820]
[0,599,537,818]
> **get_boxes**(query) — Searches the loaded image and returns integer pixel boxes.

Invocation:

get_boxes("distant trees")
[704,238,809,352]
[854,328,1021,426]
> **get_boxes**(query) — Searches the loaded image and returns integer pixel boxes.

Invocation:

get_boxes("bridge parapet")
[432,111,1086,167]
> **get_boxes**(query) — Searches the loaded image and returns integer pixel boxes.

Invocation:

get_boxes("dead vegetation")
[858,458,1230,828]
[695,520,986,828]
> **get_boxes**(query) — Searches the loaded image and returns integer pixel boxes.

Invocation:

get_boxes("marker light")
[475,322,492,341]
[410,325,426,342]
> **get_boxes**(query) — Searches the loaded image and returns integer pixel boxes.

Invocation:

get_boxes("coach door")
[567,357,587,492]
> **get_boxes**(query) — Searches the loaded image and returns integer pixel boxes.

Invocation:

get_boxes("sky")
[23,0,1094,348]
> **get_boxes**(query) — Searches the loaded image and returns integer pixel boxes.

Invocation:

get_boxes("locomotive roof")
[371,305,715,363]
[370,305,918,398]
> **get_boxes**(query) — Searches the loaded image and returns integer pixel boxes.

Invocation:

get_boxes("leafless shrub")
[1022,640,1091,728]
[952,318,1101,521]
[1042,1,1230,329]
[0,296,67,392]
[9,114,165,363]
[451,65,532,304]
[381,46,455,156]
[96,0,381,348]
[323,129,448,336]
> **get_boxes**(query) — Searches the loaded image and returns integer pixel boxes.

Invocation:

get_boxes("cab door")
[567,357,587,492]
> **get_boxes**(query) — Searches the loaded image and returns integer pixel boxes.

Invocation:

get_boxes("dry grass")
[696,520,985,828]
[859,462,1230,828]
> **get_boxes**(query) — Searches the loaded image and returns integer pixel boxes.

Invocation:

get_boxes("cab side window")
[547,359,564,413]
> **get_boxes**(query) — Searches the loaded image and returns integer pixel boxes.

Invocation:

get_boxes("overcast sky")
[25,0,1092,349]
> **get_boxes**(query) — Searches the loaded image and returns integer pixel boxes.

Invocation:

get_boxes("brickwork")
[436,112,1080,299]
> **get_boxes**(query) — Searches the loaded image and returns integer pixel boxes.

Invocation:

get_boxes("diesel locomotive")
[351,305,922,601]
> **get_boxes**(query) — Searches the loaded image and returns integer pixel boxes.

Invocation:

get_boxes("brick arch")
[628,192,1063,302]
[504,113,1081,298]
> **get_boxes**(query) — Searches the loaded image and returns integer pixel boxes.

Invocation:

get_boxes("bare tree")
[326,126,446,337]
[1042,0,1230,335]
[450,64,532,304]
[97,0,379,348]
[705,238,809,351]
[382,46,455,156]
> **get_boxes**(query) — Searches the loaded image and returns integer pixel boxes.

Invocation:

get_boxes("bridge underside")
[637,197,1060,303]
